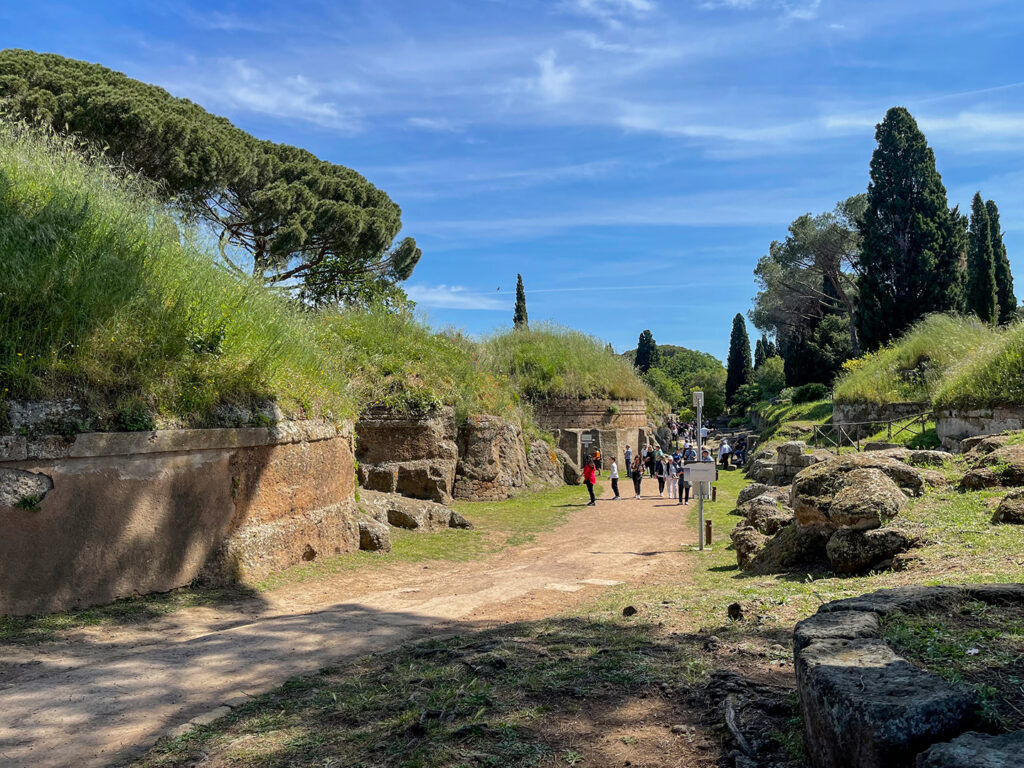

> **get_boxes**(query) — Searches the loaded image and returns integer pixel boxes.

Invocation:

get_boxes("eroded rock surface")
[991,489,1024,524]
[961,444,1024,490]
[917,730,1024,768]
[526,439,564,488]
[747,524,830,575]
[357,490,466,532]
[825,528,916,575]
[453,415,529,501]
[358,518,391,552]
[0,467,54,508]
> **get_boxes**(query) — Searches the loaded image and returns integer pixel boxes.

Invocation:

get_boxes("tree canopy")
[986,199,1018,323]
[0,49,418,307]
[967,192,998,324]
[857,107,966,349]
[513,274,528,329]
[635,330,659,374]
[725,314,752,406]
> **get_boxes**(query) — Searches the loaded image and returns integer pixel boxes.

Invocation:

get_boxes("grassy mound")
[0,125,658,430]
[934,320,1024,409]
[480,324,661,406]
[833,315,995,405]
[0,124,356,427]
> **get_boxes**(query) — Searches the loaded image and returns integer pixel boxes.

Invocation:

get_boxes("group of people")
[713,435,748,469]
[580,442,714,506]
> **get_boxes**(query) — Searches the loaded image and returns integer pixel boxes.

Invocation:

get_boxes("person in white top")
[609,459,620,499]
[718,440,732,469]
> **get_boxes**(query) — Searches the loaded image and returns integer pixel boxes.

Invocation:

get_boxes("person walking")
[631,456,644,498]
[593,448,602,476]
[609,458,620,500]
[583,459,597,506]
[655,456,667,497]
[718,439,731,470]
[667,457,679,499]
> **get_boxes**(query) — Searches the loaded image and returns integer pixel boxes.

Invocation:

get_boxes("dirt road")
[0,480,700,767]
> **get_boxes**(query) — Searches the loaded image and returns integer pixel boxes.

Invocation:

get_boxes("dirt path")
[0,479,701,767]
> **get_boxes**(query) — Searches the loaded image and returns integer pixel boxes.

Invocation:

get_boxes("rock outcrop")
[453,415,530,501]
[556,448,582,485]
[825,528,917,575]
[747,523,831,575]
[526,439,564,488]
[356,409,458,503]
[358,518,391,552]
[358,490,470,531]
[917,731,1024,768]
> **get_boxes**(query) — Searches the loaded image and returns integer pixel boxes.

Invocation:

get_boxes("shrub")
[752,357,786,399]
[792,383,829,404]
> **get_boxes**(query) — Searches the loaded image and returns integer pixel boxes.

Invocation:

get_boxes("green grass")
[752,398,833,446]
[480,323,664,408]
[133,616,709,768]
[251,483,601,591]
[834,314,995,406]
[862,416,940,449]
[935,319,1024,410]
[883,599,1024,731]
[0,125,657,431]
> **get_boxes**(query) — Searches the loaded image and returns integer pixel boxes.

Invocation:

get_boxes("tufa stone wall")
[0,420,358,616]
[935,407,1024,450]
[533,398,647,431]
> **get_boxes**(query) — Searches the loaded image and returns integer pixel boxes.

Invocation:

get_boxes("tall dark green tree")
[726,314,752,406]
[754,337,766,369]
[966,193,998,323]
[513,274,528,329]
[986,199,1018,323]
[856,107,966,349]
[635,330,659,374]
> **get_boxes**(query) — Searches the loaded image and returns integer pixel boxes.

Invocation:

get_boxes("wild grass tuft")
[834,314,995,406]
[934,319,1024,409]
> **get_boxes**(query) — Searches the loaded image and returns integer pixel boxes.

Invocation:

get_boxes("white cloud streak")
[405,284,507,310]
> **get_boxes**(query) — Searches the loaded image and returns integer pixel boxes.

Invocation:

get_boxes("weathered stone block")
[358,518,391,552]
[453,415,529,501]
[826,527,915,574]
[796,637,977,768]
[917,730,1024,768]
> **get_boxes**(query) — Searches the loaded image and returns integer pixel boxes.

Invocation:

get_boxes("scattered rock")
[864,442,903,452]
[908,449,952,467]
[358,490,453,531]
[670,724,688,734]
[991,489,1024,524]
[792,454,923,529]
[747,523,830,575]
[731,526,768,570]
[917,729,1024,768]
[622,605,638,617]
[825,528,916,575]
[918,469,950,487]
[962,433,1013,461]
[824,469,906,531]
[448,510,472,529]
[962,444,1024,490]
[727,602,744,621]
[737,483,772,505]
[357,518,391,552]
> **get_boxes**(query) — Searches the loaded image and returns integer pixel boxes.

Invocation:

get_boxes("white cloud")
[407,117,464,133]
[699,0,821,20]
[565,0,657,27]
[405,284,506,310]
[161,58,359,131]
[535,50,574,102]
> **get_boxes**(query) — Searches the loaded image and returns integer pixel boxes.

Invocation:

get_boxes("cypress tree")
[987,200,1018,323]
[754,337,765,369]
[636,330,658,373]
[857,107,966,349]
[966,193,998,324]
[513,274,528,329]
[726,314,752,406]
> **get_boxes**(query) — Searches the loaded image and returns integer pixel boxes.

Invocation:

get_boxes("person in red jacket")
[583,459,597,506]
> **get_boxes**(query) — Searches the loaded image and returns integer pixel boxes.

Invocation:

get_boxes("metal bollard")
[705,520,713,546]
[712,485,717,502]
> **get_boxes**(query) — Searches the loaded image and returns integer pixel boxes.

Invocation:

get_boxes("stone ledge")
[794,585,1024,768]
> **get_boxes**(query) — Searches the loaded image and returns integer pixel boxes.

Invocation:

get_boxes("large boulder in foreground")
[992,489,1024,524]
[917,730,1024,768]
[826,528,916,575]
[358,490,470,531]
[358,518,391,552]
[453,415,529,501]
[792,454,923,529]
[825,469,906,531]
[739,495,794,536]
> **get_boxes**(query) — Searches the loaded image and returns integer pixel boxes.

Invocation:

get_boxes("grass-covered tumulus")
[0,124,659,431]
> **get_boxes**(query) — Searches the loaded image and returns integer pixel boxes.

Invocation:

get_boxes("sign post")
[693,390,706,551]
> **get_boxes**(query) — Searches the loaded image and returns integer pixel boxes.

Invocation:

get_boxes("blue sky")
[4,0,1024,360]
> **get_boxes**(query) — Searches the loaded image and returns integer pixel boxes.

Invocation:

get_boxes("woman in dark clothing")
[631,456,644,498]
